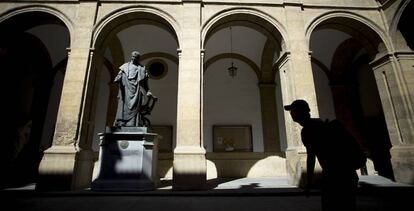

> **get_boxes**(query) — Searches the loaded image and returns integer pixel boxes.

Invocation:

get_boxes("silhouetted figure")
[113,51,153,127]
[284,99,358,211]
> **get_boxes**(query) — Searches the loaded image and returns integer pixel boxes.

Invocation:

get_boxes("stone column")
[279,3,319,186]
[370,52,414,184]
[173,2,207,190]
[260,39,281,153]
[259,83,281,152]
[37,1,98,190]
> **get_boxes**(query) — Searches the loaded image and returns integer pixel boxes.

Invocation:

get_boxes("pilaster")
[280,3,318,186]
[173,2,207,190]
[37,1,98,190]
[370,52,414,184]
[259,83,281,152]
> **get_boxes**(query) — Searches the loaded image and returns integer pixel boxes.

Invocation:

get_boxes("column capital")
[182,0,202,2]
[369,53,393,69]
[283,0,304,7]
[274,51,291,68]
[393,51,414,60]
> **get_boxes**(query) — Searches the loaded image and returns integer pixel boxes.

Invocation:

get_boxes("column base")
[73,149,96,190]
[391,146,414,185]
[173,146,206,190]
[285,148,323,188]
[36,146,77,191]
[285,148,305,187]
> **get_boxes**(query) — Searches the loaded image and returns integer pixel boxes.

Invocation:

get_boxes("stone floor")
[1,175,413,211]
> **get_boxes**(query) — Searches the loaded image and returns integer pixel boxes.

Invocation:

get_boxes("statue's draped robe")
[114,62,148,126]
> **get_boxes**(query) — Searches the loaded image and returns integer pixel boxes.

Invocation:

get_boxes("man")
[284,99,358,211]
[114,51,152,127]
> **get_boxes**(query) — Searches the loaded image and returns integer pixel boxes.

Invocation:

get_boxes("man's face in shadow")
[289,108,308,125]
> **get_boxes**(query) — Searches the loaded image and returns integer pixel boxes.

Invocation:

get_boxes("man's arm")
[306,151,316,193]
[302,129,315,196]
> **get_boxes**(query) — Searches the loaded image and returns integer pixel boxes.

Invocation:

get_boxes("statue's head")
[131,51,141,63]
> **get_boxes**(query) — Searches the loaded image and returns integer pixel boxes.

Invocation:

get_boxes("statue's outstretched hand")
[113,70,124,83]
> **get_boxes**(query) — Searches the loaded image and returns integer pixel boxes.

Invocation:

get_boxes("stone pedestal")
[91,127,159,191]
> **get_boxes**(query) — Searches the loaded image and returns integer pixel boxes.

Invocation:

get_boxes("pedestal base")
[91,127,159,191]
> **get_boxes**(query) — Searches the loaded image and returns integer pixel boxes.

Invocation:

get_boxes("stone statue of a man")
[113,51,152,127]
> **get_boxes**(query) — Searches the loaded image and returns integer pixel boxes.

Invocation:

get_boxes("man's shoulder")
[305,118,324,128]
[301,118,323,133]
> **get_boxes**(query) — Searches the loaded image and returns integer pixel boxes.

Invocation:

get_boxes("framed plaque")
[213,125,253,152]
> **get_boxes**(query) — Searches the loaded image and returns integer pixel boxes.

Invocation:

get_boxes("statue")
[113,51,157,127]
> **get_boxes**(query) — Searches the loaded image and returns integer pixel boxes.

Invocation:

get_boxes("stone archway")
[89,8,180,180]
[309,15,393,179]
[386,0,414,184]
[202,10,287,179]
[391,0,414,50]
[0,11,70,188]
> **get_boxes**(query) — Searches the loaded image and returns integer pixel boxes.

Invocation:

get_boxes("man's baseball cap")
[284,99,310,112]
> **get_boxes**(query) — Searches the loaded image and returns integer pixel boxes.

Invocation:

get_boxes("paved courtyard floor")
[1,175,412,211]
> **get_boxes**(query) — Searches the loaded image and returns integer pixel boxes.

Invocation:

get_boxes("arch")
[92,5,181,50]
[0,5,73,45]
[308,11,396,180]
[201,7,287,50]
[0,30,59,187]
[87,5,181,154]
[305,11,390,54]
[389,0,412,42]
